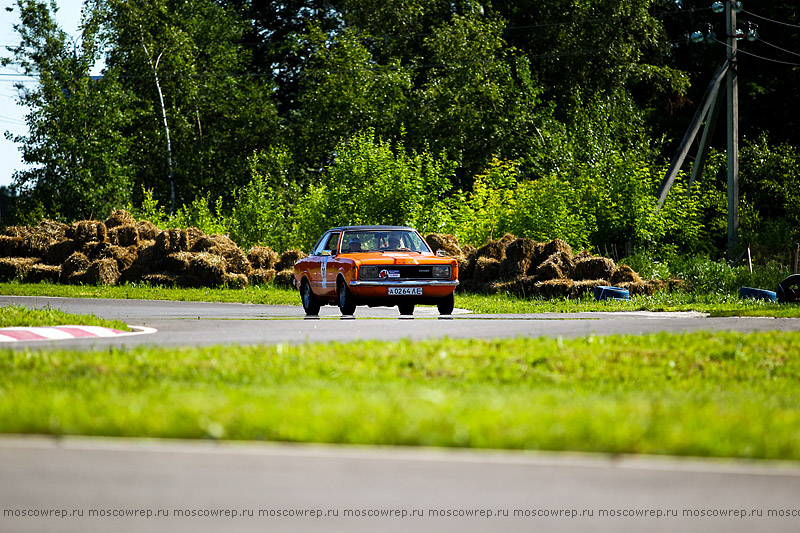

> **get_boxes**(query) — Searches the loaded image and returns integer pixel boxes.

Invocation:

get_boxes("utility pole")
[726,1,739,259]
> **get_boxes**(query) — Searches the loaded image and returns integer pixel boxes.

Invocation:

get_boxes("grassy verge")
[3,281,800,317]
[2,331,799,460]
[0,305,129,331]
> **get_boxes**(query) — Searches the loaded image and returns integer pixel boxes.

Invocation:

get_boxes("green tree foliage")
[3,0,135,222]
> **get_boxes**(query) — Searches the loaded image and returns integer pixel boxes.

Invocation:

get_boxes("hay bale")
[109,224,140,247]
[535,252,574,281]
[99,245,138,271]
[275,249,307,272]
[610,265,642,285]
[425,233,462,256]
[85,258,121,285]
[24,264,61,284]
[461,244,477,261]
[155,229,189,255]
[71,220,108,244]
[132,243,163,273]
[0,257,38,281]
[65,270,87,285]
[222,272,249,289]
[43,240,78,265]
[163,251,195,275]
[572,256,616,281]
[188,252,227,286]
[184,227,206,250]
[534,279,574,299]
[248,246,279,270]
[137,220,160,241]
[223,247,252,276]
[60,252,90,282]
[249,268,276,285]
[141,273,177,287]
[458,278,492,294]
[570,279,608,297]
[0,236,23,258]
[473,257,502,283]
[104,209,136,229]
[81,241,109,260]
[457,257,471,282]
[273,269,296,289]
[476,238,508,261]
[620,279,668,296]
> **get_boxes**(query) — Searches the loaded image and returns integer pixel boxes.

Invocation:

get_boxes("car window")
[340,230,432,253]
[314,232,340,255]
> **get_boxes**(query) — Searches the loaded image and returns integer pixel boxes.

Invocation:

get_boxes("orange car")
[293,225,459,316]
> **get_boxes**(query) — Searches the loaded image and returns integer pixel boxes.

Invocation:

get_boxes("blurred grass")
[0,305,129,331]
[2,331,799,459]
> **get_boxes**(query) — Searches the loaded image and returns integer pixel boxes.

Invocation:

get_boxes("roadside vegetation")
[0,304,128,330]
[2,332,799,460]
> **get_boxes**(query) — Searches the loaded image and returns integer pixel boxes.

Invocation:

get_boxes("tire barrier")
[594,286,630,301]
[738,287,777,302]
[777,274,800,304]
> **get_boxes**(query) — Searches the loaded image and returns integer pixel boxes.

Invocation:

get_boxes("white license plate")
[388,287,423,296]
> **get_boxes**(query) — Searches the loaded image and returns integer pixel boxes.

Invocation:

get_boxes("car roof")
[327,225,417,232]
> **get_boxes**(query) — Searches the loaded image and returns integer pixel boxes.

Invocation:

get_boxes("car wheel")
[398,303,415,316]
[300,279,321,315]
[337,278,357,315]
[437,292,455,315]
[777,274,800,304]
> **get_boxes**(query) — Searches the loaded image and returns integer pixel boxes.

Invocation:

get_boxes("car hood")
[340,252,452,265]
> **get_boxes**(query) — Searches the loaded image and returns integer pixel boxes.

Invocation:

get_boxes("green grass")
[0,305,129,331]
[2,332,799,460]
[3,281,800,317]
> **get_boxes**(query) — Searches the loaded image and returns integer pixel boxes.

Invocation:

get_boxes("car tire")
[300,279,321,315]
[337,278,357,315]
[437,292,455,315]
[398,303,415,316]
[777,274,800,304]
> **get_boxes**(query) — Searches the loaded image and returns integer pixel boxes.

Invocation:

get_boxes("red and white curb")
[0,325,156,343]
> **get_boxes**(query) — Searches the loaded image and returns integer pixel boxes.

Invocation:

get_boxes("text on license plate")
[388,287,423,296]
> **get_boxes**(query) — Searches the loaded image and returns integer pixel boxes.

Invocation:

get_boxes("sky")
[1,0,84,187]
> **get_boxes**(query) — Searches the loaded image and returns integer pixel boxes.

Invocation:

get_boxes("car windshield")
[340,230,431,253]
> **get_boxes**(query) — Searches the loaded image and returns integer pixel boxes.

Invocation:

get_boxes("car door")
[319,232,341,298]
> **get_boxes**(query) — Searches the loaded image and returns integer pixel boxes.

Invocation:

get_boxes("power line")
[758,38,800,59]
[713,37,800,66]
[742,9,800,29]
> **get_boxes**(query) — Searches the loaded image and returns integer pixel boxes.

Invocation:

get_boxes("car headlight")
[360,266,381,279]
[432,265,451,278]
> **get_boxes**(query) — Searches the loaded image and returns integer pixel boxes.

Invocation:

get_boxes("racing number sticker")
[321,257,328,289]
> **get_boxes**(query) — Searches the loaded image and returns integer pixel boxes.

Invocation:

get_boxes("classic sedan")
[293,225,459,316]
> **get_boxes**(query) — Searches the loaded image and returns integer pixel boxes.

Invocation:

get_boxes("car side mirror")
[436,250,448,257]
[321,250,332,256]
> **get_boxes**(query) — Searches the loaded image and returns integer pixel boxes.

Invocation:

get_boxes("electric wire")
[712,37,800,66]
[742,9,800,29]
[757,37,800,59]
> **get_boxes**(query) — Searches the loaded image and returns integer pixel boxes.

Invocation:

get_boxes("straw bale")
[184,227,206,250]
[141,273,177,287]
[473,257,501,283]
[505,238,538,262]
[222,272,249,289]
[163,251,195,274]
[0,257,38,281]
[137,220,160,241]
[25,264,61,284]
[476,238,508,261]
[668,278,685,291]
[223,247,252,276]
[0,236,23,258]
[43,239,77,265]
[570,279,608,298]
[104,209,136,229]
[572,256,615,281]
[248,246,279,270]
[109,224,139,247]
[610,265,641,285]
[275,249,307,272]
[2,226,25,237]
[155,229,189,255]
[540,239,573,262]
[71,220,108,244]
[489,279,523,296]
[500,258,529,280]
[188,252,227,286]
[620,279,668,296]
[535,252,574,281]
[81,241,109,260]
[534,279,574,299]
[249,268,276,285]
[85,258,120,285]
[133,243,163,273]
[273,269,296,289]
[456,278,489,294]
[65,270,87,285]
[99,245,138,271]
[176,275,202,288]
[60,252,90,282]
[457,257,471,282]
[461,244,477,261]
[425,233,461,256]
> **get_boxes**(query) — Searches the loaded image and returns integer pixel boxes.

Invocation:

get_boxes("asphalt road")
[2,436,799,533]
[2,295,800,349]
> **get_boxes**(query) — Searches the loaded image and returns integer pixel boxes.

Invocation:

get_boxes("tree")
[3,0,135,222]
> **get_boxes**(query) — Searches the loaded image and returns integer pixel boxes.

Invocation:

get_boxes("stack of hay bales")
[425,232,675,299]
[0,210,297,289]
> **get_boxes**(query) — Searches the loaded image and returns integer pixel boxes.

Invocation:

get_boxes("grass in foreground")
[0,305,129,331]
[3,281,800,317]
[2,331,799,460]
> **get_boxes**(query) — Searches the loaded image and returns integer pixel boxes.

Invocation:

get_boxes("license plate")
[388,287,423,296]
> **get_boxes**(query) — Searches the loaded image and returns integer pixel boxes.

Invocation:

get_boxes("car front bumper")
[349,280,459,288]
